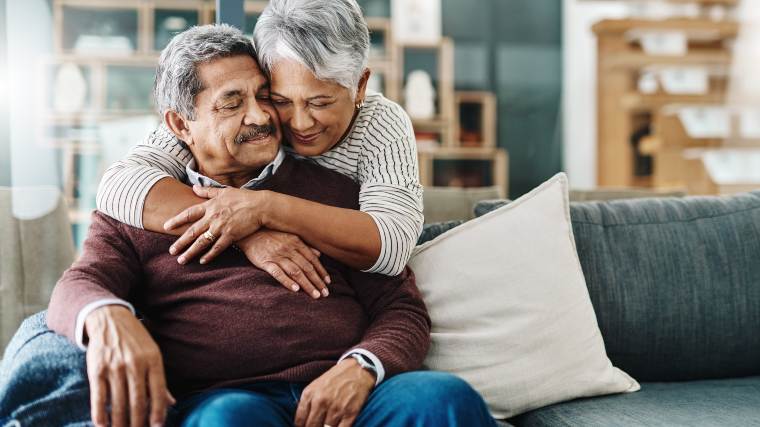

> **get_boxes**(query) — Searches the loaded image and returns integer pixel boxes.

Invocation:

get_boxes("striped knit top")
[95,91,423,276]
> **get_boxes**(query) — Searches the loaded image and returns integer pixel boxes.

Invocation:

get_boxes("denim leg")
[179,386,294,427]
[0,311,92,427]
[354,371,497,427]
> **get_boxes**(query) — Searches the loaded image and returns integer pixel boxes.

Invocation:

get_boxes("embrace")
[0,1,496,427]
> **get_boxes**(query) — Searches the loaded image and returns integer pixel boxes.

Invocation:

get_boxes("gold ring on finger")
[203,230,216,242]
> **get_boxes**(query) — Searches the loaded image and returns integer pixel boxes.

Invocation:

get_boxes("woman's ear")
[164,110,194,145]
[355,68,371,105]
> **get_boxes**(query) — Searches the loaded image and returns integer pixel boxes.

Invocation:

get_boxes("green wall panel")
[361,0,563,198]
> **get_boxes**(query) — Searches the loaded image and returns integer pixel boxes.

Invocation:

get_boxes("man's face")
[185,54,281,177]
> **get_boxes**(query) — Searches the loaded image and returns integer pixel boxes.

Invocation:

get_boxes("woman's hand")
[237,230,331,299]
[164,185,268,264]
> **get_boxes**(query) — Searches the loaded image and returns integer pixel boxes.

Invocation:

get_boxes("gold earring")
[356,99,365,109]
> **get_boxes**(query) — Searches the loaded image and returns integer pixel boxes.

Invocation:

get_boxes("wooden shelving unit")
[49,0,510,236]
[593,15,739,188]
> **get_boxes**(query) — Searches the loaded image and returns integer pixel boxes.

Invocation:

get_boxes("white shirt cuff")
[339,348,386,386]
[74,299,136,351]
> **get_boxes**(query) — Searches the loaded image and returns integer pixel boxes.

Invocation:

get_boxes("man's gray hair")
[253,0,370,98]
[154,24,257,120]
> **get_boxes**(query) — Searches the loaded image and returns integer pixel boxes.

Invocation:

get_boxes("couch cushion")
[512,376,760,427]
[411,174,638,419]
[476,192,760,382]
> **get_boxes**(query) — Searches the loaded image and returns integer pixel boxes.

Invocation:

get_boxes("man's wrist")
[84,305,132,336]
[340,357,377,388]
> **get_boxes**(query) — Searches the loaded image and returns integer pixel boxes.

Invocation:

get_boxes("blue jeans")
[174,372,497,427]
[1,312,497,427]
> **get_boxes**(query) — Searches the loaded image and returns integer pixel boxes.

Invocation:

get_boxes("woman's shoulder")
[363,92,412,128]
[352,92,414,150]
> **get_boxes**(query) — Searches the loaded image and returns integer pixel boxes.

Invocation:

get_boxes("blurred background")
[0,0,758,248]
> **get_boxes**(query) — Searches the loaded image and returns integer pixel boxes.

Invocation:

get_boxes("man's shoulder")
[285,154,358,188]
[274,155,360,208]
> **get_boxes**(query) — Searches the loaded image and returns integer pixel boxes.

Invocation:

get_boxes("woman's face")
[268,59,368,156]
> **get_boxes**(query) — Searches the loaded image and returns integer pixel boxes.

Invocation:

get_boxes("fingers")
[294,396,310,427]
[109,366,129,427]
[175,221,214,264]
[279,258,322,299]
[298,246,331,287]
[88,365,109,427]
[304,396,328,427]
[164,204,206,232]
[199,234,235,265]
[262,262,302,293]
[126,366,148,427]
[148,356,173,427]
[192,184,220,199]
[290,251,329,297]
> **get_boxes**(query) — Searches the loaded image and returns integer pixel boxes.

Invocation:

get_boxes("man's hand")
[237,230,331,299]
[295,358,375,427]
[164,186,268,265]
[85,305,175,427]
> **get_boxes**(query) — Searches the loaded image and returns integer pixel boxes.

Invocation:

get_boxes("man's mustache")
[235,123,277,144]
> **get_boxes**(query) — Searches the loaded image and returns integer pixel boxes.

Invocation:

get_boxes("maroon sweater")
[47,155,431,397]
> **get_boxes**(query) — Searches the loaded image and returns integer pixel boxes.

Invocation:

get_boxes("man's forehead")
[196,55,268,97]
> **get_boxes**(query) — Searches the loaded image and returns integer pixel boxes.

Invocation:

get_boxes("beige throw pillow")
[410,173,640,419]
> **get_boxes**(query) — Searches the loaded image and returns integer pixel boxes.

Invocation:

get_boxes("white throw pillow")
[410,173,640,419]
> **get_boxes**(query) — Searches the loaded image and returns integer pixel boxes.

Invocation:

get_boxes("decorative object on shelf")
[74,34,133,55]
[70,17,135,55]
[637,71,659,94]
[154,9,198,51]
[391,0,441,44]
[739,109,760,139]
[53,63,88,113]
[415,131,440,151]
[637,31,688,56]
[404,70,436,120]
[454,91,496,148]
[684,148,760,195]
[659,67,709,94]
[676,106,730,139]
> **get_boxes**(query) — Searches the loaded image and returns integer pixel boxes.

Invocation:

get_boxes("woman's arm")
[166,99,424,276]
[96,124,194,229]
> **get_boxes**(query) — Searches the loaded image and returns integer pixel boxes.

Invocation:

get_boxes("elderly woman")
[96,0,422,298]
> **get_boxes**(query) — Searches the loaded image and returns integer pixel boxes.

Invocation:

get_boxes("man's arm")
[294,267,431,427]
[340,266,431,377]
[46,213,173,427]
[47,212,142,341]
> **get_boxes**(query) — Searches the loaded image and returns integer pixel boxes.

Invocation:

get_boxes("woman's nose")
[290,106,315,131]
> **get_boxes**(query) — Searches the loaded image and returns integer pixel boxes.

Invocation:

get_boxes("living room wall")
[358,0,563,198]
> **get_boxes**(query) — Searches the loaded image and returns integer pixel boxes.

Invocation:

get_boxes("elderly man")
[0,25,497,427]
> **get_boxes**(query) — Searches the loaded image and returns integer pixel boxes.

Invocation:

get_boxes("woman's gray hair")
[253,0,370,98]
[154,24,257,120]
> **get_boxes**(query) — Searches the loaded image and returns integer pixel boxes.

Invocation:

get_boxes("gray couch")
[419,190,760,426]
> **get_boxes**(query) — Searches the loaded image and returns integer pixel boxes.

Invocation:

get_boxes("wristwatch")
[350,353,378,379]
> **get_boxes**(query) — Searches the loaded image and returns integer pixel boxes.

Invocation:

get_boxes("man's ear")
[355,68,371,105]
[164,110,193,144]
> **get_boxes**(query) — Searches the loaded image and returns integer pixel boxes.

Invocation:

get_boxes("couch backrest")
[0,187,75,351]
[461,191,760,381]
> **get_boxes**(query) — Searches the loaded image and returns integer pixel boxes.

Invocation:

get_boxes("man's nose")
[290,105,315,132]
[244,99,270,126]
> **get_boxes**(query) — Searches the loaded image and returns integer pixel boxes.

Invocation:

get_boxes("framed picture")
[391,0,441,45]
